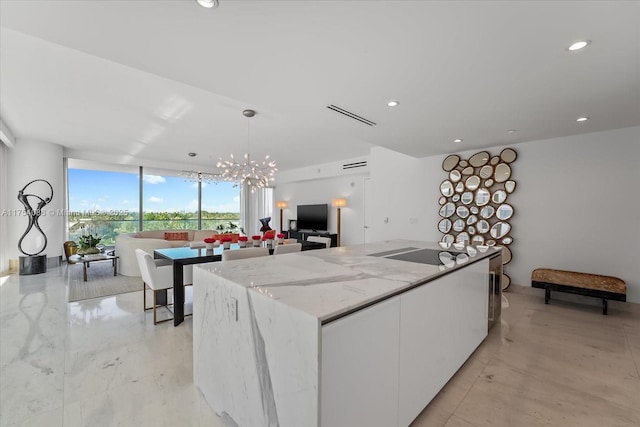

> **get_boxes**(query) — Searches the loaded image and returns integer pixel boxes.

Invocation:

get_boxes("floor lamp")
[275,201,288,233]
[332,198,347,247]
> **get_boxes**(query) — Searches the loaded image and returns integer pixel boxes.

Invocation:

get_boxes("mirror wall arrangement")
[438,148,517,289]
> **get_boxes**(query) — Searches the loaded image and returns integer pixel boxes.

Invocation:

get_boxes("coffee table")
[70,254,119,282]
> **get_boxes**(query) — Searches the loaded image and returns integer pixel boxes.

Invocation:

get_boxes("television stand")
[286,230,338,247]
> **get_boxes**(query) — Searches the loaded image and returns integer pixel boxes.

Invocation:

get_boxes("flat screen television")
[297,204,328,232]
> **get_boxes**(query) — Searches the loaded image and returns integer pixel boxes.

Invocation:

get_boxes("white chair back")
[273,243,302,255]
[222,247,270,261]
[307,236,331,248]
[135,249,172,291]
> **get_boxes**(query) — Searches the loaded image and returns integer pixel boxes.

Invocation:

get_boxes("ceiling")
[1,1,639,174]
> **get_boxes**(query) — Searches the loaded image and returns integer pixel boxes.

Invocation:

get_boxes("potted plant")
[204,237,216,250]
[77,234,101,255]
[276,233,285,245]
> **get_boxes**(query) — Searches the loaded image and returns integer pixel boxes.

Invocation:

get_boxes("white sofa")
[115,229,218,276]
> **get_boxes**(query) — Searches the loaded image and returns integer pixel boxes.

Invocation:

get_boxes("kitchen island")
[193,240,501,427]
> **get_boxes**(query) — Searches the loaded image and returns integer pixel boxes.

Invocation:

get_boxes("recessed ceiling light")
[507,130,516,134]
[453,139,463,143]
[568,40,590,51]
[196,0,219,9]
[387,101,399,107]
[188,152,197,157]
[576,117,589,122]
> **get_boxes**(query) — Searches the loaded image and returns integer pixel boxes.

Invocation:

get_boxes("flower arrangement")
[251,235,262,240]
[77,234,102,255]
[204,237,216,244]
[262,230,276,241]
[276,233,285,239]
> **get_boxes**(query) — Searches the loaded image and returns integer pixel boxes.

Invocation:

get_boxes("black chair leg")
[602,299,608,315]
[545,288,550,304]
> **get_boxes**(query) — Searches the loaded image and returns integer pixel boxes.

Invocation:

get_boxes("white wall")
[0,142,10,272]
[7,139,65,262]
[369,127,640,303]
[274,174,367,246]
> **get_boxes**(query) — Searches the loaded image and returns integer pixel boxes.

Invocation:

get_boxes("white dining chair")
[222,247,270,261]
[273,243,302,255]
[307,235,331,248]
[136,249,174,324]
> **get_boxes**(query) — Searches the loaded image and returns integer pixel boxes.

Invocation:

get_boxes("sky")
[68,169,240,213]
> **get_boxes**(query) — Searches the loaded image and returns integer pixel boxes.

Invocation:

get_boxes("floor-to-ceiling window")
[67,161,241,243]
[67,160,140,245]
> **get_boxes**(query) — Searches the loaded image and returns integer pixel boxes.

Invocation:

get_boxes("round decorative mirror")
[486,239,496,246]
[484,178,494,187]
[502,246,512,264]
[494,163,511,183]
[466,215,478,225]
[455,182,465,193]
[477,219,490,234]
[480,205,495,219]
[449,169,462,182]
[469,151,490,167]
[456,205,470,218]
[467,225,476,235]
[438,218,452,233]
[475,188,491,206]
[502,274,511,290]
[490,221,511,239]
[442,154,460,171]
[490,156,500,165]
[479,165,493,179]
[452,194,461,202]
[456,232,470,244]
[470,206,479,214]
[492,189,507,204]
[461,191,473,205]
[439,202,455,218]
[500,148,517,163]
[472,235,484,244]
[465,175,481,191]
[440,180,454,197]
[496,203,514,220]
[438,196,446,205]
[461,166,474,176]
[459,159,469,168]
[442,234,454,244]
[502,236,513,245]
[453,219,465,232]
[505,180,516,193]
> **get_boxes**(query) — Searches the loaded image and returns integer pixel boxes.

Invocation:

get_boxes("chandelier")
[217,109,277,191]
[180,170,220,184]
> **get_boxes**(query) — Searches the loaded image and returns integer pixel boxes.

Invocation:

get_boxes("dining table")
[154,240,327,326]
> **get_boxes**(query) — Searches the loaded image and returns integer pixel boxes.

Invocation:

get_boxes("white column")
[7,140,64,265]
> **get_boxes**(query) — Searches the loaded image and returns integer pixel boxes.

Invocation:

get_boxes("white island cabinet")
[193,240,499,427]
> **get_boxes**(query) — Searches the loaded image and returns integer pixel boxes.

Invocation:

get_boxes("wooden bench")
[531,268,626,315]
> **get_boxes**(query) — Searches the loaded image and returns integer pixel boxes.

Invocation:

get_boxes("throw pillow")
[164,232,189,241]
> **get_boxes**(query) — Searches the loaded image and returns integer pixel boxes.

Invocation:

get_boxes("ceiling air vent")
[343,161,368,170]
[327,105,376,126]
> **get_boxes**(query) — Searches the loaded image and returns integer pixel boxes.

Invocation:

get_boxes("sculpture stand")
[19,255,47,275]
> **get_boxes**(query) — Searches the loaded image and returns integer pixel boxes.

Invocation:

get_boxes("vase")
[77,246,100,255]
[205,242,214,250]
[238,241,247,248]
[253,240,261,247]
[223,242,231,249]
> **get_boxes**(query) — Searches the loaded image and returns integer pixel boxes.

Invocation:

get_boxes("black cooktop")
[371,247,463,266]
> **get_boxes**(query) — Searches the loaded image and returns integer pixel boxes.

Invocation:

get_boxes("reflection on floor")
[1,267,639,426]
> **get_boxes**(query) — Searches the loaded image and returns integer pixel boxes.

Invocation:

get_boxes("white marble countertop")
[197,239,500,323]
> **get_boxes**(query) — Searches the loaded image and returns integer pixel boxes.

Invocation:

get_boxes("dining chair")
[136,249,174,324]
[222,247,269,261]
[273,243,302,255]
[307,235,331,248]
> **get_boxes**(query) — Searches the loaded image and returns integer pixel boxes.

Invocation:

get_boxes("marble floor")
[1,267,639,427]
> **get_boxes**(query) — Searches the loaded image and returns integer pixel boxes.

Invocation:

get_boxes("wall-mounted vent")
[327,105,376,126]
[343,161,368,170]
